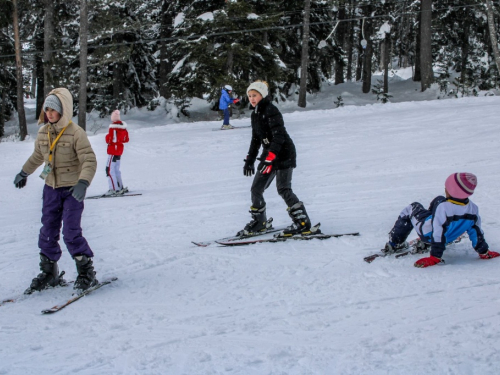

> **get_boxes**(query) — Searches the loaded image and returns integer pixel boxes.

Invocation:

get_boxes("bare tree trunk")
[414,12,421,81]
[35,32,44,119]
[159,0,174,98]
[346,2,354,81]
[0,89,5,137]
[355,19,363,81]
[334,0,346,85]
[298,0,311,108]
[485,0,500,74]
[420,0,433,91]
[13,0,28,140]
[31,69,36,98]
[383,33,390,93]
[460,20,470,83]
[78,0,88,130]
[44,0,55,96]
[362,17,373,94]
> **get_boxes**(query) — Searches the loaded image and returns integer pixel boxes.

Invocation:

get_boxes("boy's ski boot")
[382,241,409,255]
[236,206,271,237]
[280,202,313,237]
[25,254,64,294]
[412,239,430,254]
[221,124,234,130]
[74,255,99,294]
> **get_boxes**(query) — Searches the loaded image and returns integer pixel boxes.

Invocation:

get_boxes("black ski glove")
[14,170,28,189]
[69,180,89,202]
[243,156,255,176]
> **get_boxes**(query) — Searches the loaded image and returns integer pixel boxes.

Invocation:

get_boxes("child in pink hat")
[380,172,498,268]
[105,110,129,195]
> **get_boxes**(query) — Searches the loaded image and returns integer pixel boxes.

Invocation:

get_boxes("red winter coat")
[105,121,129,156]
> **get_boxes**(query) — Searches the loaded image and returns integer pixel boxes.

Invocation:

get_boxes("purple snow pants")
[38,184,93,261]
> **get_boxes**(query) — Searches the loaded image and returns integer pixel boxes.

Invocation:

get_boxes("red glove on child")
[479,250,500,259]
[259,152,276,174]
[233,98,240,104]
[414,255,443,268]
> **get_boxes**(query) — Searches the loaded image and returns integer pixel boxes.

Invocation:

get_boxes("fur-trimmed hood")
[109,121,127,129]
[38,88,74,131]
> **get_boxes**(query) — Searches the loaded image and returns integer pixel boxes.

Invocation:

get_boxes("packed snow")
[1,85,500,374]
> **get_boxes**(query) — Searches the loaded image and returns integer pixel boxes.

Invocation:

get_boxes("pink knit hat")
[445,173,477,199]
[111,110,121,123]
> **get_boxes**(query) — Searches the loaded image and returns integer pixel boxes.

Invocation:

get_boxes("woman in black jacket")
[238,80,313,237]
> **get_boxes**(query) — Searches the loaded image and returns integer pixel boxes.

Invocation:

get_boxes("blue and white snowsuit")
[219,88,236,125]
[389,195,489,258]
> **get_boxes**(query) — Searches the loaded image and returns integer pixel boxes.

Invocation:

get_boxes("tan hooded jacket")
[22,88,97,188]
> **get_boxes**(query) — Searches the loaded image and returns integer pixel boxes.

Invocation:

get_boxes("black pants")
[389,196,445,244]
[251,168,299,209]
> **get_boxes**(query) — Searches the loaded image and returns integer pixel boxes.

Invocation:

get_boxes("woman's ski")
[216,224,359,246]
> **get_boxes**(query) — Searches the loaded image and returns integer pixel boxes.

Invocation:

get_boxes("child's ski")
[41,277,117,314]
[192,218,287,247]
[212,126,251,131]
[86,193,142,200]
[216,224,359,246]
[363,234,467,263]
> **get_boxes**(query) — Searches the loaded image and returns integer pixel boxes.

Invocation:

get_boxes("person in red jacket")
[105,110,129,195]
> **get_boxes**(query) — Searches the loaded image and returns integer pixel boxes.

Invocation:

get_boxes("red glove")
[479,250,500,259]
[233,98,240,103]
[414,255,443,268]
[259,152,276,174]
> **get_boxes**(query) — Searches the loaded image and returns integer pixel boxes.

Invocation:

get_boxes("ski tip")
[41,308,57,314]
[192,241,210,247]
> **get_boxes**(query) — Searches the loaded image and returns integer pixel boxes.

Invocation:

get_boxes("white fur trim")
[109,121,128,129]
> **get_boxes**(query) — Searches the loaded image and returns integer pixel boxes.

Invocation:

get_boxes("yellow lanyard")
[47,122,70,163]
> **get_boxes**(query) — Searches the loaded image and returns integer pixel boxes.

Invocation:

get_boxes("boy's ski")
[192,218,288,247]
[212,126,251,131]
[216,223,359,246]
[41,277,117,314]
[86,193,142,200]
[363,234,467,263]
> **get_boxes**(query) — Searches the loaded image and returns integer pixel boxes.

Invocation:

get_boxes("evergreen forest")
[1,0,500,139]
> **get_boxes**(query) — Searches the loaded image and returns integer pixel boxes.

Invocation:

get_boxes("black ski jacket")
[247,97,296,170]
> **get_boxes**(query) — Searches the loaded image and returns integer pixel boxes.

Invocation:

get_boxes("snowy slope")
[1,97,500,374]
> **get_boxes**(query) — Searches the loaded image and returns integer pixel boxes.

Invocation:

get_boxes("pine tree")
[0,0,16,136]
[165,0,285,111]
[86,0,158,116]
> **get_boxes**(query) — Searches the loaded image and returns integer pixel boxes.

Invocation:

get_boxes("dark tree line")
[1,0,500,139]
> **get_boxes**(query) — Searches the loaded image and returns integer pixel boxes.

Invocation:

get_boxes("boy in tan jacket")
[13,88,99,294]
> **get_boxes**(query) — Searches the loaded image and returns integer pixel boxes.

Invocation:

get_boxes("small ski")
[212,126,251,131]
[41,277,117,314]
[0,298,15,307]
[216,224,359,246]
[86,193,142,200]
[363,234,467,263]
[394,234,467,259]
[1,273,72,307]
[192,218,288,247]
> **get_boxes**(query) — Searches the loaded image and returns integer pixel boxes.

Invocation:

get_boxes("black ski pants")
[251,167,299,209]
